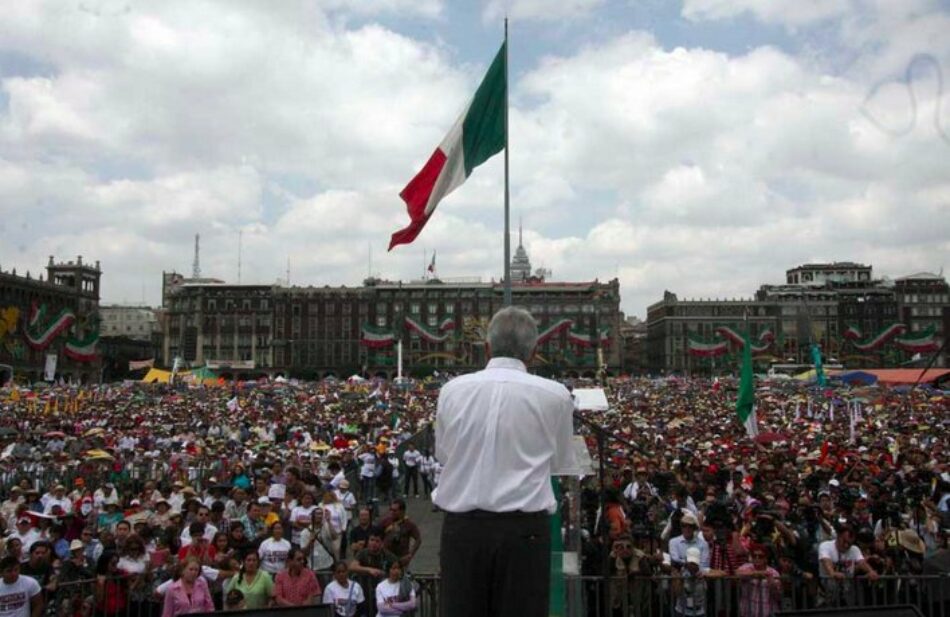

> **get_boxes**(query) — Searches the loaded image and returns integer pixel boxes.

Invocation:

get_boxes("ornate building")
[646,263,948,375]
[0,256,102,383]
[161,271,623,379]
[509,222,532,283]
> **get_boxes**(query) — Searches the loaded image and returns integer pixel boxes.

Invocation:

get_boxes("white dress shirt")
[433,357,575,514]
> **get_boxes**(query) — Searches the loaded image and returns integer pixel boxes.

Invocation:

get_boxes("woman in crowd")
[301,506,336,573]
[274,547,322,606]
[258,521,291,576]
[160,557,215,617]
[322,561,365,617]
[225,551,273,610]
[321,490,347,559]
[289,491,318,548]
[373,560,416,617]
[95,551,128,617]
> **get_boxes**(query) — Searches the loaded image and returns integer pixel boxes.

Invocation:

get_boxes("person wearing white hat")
[58,539,93,584]
[671,546,707,617]
[669,511,709,572]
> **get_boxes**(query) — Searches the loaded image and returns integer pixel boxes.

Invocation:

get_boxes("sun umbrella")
[84,449,114,462]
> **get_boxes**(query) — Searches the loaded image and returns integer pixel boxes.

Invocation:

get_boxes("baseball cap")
[686,547,701,565]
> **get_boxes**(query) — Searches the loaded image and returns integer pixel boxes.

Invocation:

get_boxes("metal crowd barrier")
[49,572,948,617]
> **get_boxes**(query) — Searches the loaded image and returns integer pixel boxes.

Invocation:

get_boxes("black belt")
[446,509,548,519]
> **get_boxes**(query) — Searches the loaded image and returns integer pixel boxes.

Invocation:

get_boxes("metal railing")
[48,572,949,617]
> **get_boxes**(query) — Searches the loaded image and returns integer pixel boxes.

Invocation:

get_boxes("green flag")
[810,344,826,387]
[736,327,758,437]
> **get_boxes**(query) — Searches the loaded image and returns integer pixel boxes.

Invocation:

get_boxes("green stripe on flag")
[736,326,757,436]
[462,42,506,176]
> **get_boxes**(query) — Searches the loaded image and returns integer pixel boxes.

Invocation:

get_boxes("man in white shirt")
[42,485,71,516]
[818,525,879,581]
[0,556,43,617]
[402,444,422,498]
[668,512,710,571]
[10,518,41,556]
[435,307,575,617]
[358,448,376,502]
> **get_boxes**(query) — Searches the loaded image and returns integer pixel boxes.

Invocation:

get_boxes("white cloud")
[483,0,604,22]
[0,0,947,321]
[681,0,851,28]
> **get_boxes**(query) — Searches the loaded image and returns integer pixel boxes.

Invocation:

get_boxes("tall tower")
[510,219,532,283]
[192,234,201,279]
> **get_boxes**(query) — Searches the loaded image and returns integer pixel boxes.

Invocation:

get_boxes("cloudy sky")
[1,0,948,317]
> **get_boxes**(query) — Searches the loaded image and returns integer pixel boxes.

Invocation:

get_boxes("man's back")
[434,357,574,513]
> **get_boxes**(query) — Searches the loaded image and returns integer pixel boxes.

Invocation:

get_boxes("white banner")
[44,354,58,382]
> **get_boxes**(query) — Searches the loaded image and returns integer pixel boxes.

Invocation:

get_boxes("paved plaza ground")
[403,494,444,574]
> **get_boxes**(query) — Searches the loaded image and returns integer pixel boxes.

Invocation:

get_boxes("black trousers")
[404,466,420,496]
[440,510,551,617]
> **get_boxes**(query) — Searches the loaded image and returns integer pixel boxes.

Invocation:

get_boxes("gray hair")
[487,306,538,362]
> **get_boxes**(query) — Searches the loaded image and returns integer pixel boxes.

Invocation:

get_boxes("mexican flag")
[360,325,395,348]
[389,42,506,250]
[736,328,758,437]
[687,334,728,357]
[894,325,939,353]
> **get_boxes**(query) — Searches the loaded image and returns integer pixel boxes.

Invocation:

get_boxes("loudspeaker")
[776,605,923,617]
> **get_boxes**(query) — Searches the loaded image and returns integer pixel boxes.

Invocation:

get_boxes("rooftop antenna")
[286,256,291,286]
[368,243,372,279]
[192,233,201,279]
[237,230,243,284]
[518,216,523,247]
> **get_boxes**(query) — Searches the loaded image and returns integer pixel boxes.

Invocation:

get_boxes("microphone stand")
[572,409,644,617]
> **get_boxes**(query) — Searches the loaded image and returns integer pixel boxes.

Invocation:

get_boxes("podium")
[550,387,603,616]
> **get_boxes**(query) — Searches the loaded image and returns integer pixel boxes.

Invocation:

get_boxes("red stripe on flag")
[390,148,447,250]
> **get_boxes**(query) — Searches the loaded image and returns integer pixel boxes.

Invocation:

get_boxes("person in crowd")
[273,547,321,606]
[160,557,215,617]
[818,524,880,605]
[401,444,422,499]
[323,561,365,617]
[289,491,318,547]
[301,507,336,573]
[350,529,400,607]
[348,507,376,558]
[322,490,348,559]
[94,551,128,617]
[373,560,416,617]
[736,544,782,617]
[671,547,707,617]
[178,523,216,565]
[258,521,291,576]
[670,512,710,572]
[378,499,421,568]
[225,551,273,610]
[0,556,43,617]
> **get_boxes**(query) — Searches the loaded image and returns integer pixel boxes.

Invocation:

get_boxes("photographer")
[607,535,659,617]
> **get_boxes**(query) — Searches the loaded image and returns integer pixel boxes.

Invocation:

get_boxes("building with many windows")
[100,306,159,341]
[161,272,623,379]
[646,263,947,375]
[0,256,102,383]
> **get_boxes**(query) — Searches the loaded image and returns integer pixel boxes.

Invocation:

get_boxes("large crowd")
[572,376,949,616]
[0,372,946,617]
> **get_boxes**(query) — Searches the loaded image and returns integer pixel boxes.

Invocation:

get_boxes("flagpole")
[503,18,512,307]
